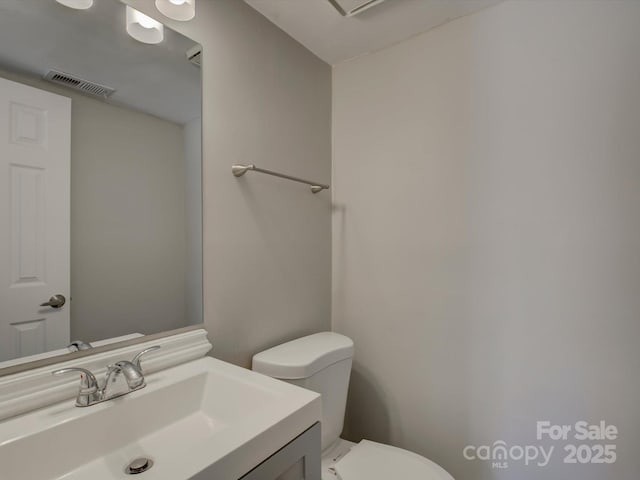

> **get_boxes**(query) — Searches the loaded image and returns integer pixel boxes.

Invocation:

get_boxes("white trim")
[0,333,143,370]
[0,329,211,421]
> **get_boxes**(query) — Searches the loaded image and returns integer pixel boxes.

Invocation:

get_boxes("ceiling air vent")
[43,70,116,98]
[186,44,202,67]
[328,0,387,17]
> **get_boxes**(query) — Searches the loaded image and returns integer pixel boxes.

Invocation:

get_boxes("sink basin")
[0,357,321,479]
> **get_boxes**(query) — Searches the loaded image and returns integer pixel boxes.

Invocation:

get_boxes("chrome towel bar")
[232,164,329,194]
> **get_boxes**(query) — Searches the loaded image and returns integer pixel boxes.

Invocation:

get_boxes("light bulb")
[126,6,164,45]
[155,0,195,21]
[137,14,157,29]
[55,0,93,9]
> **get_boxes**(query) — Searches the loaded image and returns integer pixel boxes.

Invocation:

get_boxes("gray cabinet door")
[240,423,321,480]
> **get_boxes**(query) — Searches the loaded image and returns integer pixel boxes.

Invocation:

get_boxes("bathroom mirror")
[0,0,202,373]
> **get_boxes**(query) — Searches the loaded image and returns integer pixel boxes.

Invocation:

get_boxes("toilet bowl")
[252,332,454,480]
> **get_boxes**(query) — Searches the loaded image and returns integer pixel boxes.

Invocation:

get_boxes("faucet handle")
[52,367,100,406]
[52,367,99,392]
[131,345,161,373]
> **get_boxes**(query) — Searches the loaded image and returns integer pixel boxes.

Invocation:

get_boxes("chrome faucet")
[52,345,160,407]
[67,340,93,352]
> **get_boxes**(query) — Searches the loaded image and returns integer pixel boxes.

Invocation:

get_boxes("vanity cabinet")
[241,423,320,480]
[191,423,320,480]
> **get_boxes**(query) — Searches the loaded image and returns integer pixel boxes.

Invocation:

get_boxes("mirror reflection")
[0,0,202,368]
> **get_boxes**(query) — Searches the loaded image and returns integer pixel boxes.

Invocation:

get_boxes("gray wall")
[124,0,333,367]
[332,1,640,479]
[70,94,187,341]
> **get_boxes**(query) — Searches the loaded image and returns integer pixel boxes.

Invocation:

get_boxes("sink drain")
[126,457,154,475]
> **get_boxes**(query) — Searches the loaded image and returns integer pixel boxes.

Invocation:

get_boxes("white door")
[0,77,71,362]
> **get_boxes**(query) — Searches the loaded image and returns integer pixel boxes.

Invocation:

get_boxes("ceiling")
[0,0,201,125]
[245,0,503,65]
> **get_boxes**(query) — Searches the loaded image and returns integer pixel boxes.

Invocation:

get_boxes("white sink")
[0,357,321,480]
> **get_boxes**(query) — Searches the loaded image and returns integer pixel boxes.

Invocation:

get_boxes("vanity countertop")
[0,355,321,480]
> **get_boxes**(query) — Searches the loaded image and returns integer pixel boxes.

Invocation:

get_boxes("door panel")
[0,77,71,362]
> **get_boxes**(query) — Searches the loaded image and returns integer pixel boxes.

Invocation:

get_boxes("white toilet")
[252,332,454,480]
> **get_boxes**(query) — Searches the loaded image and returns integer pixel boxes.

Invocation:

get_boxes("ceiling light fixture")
[126,6,164,44]
[155,0,195,21]
[55,0,94,9]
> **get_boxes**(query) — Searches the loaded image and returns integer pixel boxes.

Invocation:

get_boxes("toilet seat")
[332,440,454,480]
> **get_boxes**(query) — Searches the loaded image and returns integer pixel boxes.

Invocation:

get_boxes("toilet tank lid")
[252,332,354,379]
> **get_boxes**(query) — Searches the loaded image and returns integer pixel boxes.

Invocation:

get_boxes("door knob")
[40,294,66,309]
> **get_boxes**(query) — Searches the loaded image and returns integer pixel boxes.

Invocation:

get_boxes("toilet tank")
[252,332,354,451]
